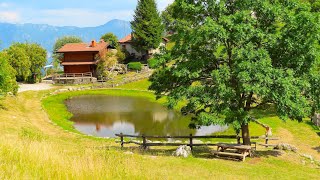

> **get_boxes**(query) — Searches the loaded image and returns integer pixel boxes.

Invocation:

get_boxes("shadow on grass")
[253,150,283,158]
[305,121,320,137]
[250,104,277,119]
[0,103,8,110]
[98,144,284,162]
[312,146,320,153]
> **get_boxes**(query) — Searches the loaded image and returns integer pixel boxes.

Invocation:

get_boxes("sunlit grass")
[0,80,319,179]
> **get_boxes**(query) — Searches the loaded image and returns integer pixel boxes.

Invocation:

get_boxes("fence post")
[265,133,269,145]
[142,134,147,150]
[120,133,124,149]
[189,133,193,151]
[237,134,241,144]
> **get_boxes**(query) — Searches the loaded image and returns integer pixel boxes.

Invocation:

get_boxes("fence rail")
[115,133,279,150]
[54,72,93,79]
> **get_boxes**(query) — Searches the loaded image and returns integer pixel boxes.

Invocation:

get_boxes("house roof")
[57,41,108,53]
[118,34,133,43]
[118,34,169,43]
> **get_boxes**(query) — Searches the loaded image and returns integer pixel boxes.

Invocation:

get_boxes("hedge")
[127,62,142,71]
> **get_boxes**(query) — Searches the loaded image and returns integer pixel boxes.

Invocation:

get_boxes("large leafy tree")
[131,0,164,53]
[52,36,83,69]
[0,52,18,95]
[6,43,31,81]
[26,43,47,83]
[100,33,118,48]
[161,2,176,34]
[306,0,320,12]
[5,43,47,83]
[149,0,320,145]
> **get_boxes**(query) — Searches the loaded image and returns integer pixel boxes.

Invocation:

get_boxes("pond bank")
[0,80,319,178]
[42,87,166,134]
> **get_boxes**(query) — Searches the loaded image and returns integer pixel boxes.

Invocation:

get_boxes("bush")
[147,58,158,69]
[127,62,142,71]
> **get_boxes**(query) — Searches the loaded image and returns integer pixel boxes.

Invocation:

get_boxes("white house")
[118,34,169,59]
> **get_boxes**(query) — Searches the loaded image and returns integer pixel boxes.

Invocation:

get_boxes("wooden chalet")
[57,40,110,77]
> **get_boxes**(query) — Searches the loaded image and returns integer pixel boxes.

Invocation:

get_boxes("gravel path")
[18,83,54,93]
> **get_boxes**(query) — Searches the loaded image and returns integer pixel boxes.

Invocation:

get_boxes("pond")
[66,95,227,138]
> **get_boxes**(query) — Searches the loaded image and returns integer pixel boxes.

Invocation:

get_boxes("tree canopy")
[306,0,320,12]
[26,44,47,83]
[0,52,18,95]
[5,43,47,83]
[131,0,164,52]
[6,43,31,81]
[100,33,118,48]
[52,36,83,69]
[149,0,320,144]
[161,2,176,34]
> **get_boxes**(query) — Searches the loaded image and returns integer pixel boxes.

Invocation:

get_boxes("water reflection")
[66,95,227,137]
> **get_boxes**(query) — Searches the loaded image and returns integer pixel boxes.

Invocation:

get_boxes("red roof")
[118,34,169,43]
[57,41,108,53]
[118,34,132,43]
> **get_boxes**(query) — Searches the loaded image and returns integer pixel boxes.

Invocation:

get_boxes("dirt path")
[18,83,53,93]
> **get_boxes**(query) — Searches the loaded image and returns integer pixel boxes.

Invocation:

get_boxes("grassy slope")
[0,79,319,179]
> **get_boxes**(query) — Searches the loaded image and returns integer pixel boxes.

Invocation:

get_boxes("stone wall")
[53,77,97,85]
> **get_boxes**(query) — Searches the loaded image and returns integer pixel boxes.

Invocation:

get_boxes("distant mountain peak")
[0,19,132,53]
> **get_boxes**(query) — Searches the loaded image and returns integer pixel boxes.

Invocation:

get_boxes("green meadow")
[0,80,319,179]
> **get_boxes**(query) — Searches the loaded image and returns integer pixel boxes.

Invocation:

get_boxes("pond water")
[66,95,227,137]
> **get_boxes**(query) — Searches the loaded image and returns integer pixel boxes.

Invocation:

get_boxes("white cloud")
[0,1,174,26]
[0,2,9,8]
[24,8,134,27]
[0,11,20,23]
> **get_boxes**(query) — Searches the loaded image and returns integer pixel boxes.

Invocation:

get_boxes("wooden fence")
[115,133,279,150]
[54,72,93,79]
[53,72,95,84]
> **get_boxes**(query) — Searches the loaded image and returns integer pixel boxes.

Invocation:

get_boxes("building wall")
[61,51,106,77]
[120,40,167,58]
[63,52,97,62]
[64,65,91,73]
[149,42,166,55]
[121,43,143,57]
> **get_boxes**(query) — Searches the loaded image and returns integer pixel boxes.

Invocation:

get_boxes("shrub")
[127,62,142,71]
[147,58,158,69]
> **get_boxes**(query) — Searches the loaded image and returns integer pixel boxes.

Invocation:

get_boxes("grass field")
[0,79,319,179]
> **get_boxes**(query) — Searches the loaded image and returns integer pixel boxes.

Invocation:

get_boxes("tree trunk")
[241,123,251,145]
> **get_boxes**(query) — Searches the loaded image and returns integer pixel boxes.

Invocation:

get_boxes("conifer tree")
[131,0,164,53]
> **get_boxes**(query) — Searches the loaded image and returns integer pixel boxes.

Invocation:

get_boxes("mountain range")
[0,19,131,55]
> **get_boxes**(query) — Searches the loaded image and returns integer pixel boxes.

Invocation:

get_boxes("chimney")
[91,40,96,47]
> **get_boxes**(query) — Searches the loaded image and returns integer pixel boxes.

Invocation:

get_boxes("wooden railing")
[115,133,279,150]
[54,72,93,79]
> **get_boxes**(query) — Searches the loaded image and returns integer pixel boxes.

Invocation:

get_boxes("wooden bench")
[212,143,252,161]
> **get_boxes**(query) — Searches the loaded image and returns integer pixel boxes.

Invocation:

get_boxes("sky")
[0,0,173,27]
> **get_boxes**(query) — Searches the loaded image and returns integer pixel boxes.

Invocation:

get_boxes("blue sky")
[0,0,173,27]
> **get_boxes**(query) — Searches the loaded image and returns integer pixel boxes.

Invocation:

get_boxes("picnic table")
[212,143,252,161]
